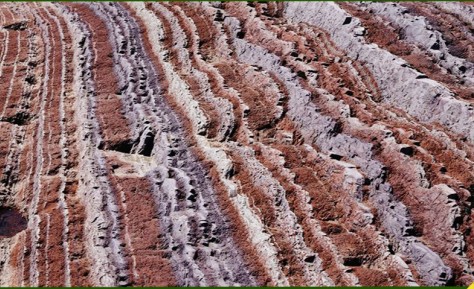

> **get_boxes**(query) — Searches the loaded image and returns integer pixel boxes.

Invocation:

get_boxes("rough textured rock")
[0,2,473,286]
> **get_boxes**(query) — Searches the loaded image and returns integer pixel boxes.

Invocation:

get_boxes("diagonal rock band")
[0,1,473,287]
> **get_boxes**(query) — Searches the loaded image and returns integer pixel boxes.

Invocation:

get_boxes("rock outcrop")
[0,2,473,286]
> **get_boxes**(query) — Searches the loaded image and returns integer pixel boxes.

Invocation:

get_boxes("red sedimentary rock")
[1,2,474,286]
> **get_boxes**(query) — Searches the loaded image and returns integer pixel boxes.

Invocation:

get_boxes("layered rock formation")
[0,2,473,286]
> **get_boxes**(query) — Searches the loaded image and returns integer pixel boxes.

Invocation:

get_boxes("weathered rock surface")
[0,2,473,286]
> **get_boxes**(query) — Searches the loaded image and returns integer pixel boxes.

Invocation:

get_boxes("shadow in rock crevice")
[0,207,27,238]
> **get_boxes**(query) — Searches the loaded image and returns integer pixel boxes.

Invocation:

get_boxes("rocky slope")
[0,2,473,286]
